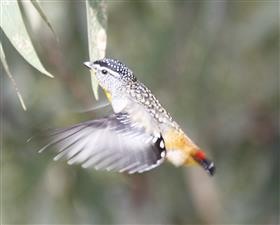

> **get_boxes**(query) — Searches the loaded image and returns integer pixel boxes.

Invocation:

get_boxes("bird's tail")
[164,128,215,176]
[190,149,215,176]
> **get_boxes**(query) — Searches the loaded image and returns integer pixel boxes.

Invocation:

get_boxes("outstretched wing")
[39,113,166,174]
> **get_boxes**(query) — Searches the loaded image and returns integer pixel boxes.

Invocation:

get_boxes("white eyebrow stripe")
[93,64,101,70]
[96,64,121,78]
[107,69,121,78]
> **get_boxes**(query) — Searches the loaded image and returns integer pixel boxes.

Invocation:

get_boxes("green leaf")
[1,44,27,111]
[30,0,59,42]
[86,0,107,100]
[0,1,54,78]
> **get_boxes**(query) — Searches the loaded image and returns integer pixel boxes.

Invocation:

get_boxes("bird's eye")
[101,69,108,75]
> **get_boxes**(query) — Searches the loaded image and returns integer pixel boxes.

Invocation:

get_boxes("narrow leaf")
[30,0,58,42]
[0,1,54,78]
[86,0,107,100]
[1,44,27,111]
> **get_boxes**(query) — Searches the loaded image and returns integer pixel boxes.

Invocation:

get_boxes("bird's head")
[84,58,137,95]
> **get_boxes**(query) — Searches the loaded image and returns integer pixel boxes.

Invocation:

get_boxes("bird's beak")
[83,61,92,69]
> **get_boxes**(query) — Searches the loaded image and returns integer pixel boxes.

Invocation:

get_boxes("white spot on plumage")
[160,140,164,149]
[167,150,186,167]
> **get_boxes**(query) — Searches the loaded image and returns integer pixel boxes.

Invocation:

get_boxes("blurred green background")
[2,1,279,224]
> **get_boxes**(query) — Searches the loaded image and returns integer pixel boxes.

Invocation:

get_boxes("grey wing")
[38,113,166,174]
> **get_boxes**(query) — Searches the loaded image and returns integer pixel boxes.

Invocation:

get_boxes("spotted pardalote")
[39,58,215,175]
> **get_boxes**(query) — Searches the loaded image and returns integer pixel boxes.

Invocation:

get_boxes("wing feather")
[39,113,166,173]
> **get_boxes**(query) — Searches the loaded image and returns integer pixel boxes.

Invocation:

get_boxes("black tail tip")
[202,159,216,176]
[193,150,216,176]
[206,161,216,176]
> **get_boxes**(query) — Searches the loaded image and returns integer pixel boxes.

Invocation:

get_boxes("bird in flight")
[38,58,215,176]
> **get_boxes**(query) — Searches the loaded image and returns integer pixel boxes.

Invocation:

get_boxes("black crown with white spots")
[94,58,137,82]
